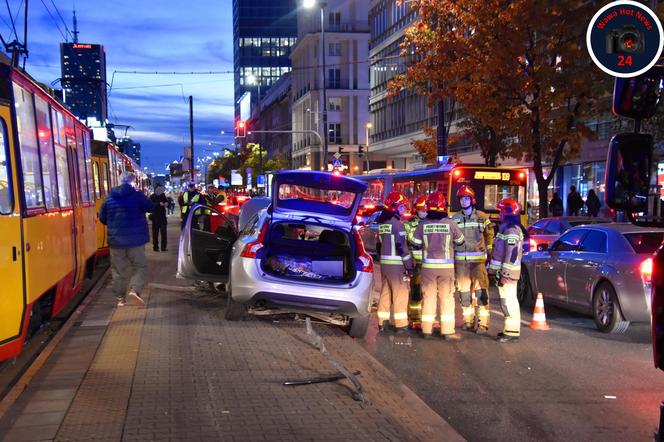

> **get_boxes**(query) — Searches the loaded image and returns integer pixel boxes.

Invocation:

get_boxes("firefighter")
[412,192,465,340]
[180,182,201,229]
[376,191,414,333]
[405,195,428,322]
[489,198,524,343]
[452,185,495,334]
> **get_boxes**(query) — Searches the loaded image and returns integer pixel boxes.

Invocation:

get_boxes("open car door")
[177,204,237,282]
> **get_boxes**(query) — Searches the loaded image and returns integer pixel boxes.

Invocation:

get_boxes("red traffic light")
[236,120,247,138]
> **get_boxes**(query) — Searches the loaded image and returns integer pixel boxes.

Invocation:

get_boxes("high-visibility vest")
[181,191,200,214]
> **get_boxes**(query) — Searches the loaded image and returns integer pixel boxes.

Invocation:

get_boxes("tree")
[391,0,604,217]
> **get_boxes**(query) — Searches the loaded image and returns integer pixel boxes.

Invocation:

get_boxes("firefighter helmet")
[426,191,448,212]
[497,198,520,217]
[414,195,428,210]
[384,191,409,212]
[456,185,476,205]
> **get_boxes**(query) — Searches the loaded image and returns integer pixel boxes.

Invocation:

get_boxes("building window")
[328,123,342,144]
[328,97,342,111]
[329,42,341,56]
[328,68,341,89]
[329,12,341,27]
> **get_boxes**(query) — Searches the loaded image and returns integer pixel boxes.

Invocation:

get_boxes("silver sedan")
[519,224,663,333]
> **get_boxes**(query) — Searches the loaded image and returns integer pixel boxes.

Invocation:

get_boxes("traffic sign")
[332,158,343,168]
[333,152,342,160]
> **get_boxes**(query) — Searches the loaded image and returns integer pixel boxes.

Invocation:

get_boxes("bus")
[0,59,97,360]
[355,164,529,224]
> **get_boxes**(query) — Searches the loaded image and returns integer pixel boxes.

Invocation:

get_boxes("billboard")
[239,92,251,122]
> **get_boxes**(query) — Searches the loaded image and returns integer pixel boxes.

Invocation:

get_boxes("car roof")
[569,223,664,234]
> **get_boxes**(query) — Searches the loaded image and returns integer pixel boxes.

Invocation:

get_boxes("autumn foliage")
[390,0,606,217]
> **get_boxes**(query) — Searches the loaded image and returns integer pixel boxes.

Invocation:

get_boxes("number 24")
[617,56,633,67]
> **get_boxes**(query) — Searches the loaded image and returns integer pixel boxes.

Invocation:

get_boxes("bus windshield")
[450,182,526,213]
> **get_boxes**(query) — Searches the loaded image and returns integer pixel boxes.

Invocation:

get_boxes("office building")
[117,137,141,166]
[291,0,370,171]
[60,43,107,124]
[233,0,298,119]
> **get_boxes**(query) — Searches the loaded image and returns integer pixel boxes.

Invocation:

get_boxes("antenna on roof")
[72,8,79,43]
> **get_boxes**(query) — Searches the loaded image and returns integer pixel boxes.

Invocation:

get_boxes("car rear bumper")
[230,257,373,318]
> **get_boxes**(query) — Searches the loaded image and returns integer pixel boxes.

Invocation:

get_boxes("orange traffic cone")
[529,293,551,330]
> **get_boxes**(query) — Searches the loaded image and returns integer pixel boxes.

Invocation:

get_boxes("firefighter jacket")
[452,209,494,262]
[489,223,523,281]
[181,190,201,215]
[411,218,465,269]
[378,216,414,270]
[405,217,423,262]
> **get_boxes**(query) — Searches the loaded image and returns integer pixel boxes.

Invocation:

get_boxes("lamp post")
[365,122,372,173]
[247,74,264,183]
[304,0,328,171]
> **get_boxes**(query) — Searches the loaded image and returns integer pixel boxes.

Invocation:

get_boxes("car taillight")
[241,221,268,259]
[353,230,373,273]
[529,239,537,252]
[641,257,653,284]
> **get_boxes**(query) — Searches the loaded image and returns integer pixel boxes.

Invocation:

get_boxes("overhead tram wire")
[38,0,68,41]
[1,0,23,40]
[49,0,72,38]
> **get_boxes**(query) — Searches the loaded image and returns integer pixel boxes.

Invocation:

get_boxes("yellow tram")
[0,60,97,360]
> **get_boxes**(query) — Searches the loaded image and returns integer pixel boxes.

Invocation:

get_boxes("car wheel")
[348,315,369,339]
[517,267,534,306]
[592,281,630,334]
[224,284,245,321]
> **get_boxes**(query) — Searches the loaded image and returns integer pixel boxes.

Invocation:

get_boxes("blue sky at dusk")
[1,0,237,174]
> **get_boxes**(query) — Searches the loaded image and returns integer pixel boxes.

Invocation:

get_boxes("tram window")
[34,96,59,209]
[54,145,72,207]
[82,131,93,199]
[483,184,526,211]
[75,129,90,203]
[92,162,101,198]
[0,119,11,214]
[13,84,44,209]
[101,163,110,194]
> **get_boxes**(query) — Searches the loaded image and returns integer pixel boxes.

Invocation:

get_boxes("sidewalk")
[0,218,463,442]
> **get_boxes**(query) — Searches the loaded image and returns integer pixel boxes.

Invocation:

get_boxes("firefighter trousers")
[377,264,410,329]
[421,268,455,335]
[498,280,520,337]
[456,262,490,330]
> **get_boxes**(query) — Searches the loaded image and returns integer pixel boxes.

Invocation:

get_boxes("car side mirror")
[613,67,664,120]
[605,132,654,213]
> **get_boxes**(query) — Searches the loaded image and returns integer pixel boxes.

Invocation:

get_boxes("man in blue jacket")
[99,172,154,306]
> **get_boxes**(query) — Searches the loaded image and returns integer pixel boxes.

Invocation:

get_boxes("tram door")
[66,144,83,285]
[0,106,26,349]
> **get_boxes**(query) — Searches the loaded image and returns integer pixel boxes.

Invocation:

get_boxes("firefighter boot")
[476,289,490,334]
[460,291,475,331]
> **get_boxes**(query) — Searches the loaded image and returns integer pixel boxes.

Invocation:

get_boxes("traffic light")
[236,120,246,138]
[358,145,364,158]
[337,147,344,154]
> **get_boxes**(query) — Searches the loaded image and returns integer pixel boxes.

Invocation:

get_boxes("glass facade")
[233,0,298,118]
[60,43,107,123]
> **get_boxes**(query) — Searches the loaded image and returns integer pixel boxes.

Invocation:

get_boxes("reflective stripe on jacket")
[489,223,523,280]
[378,217,413,269]
[412,219,465,269]
[181,191,201,214]
[452,209,494,262]
[405,217,423,261]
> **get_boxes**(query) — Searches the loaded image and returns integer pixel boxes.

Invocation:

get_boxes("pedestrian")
[452,185,494,335]
[549,193,563,217]
[411,192,465,340]
[405,195,428,322]
[376,191,414,334]
[585,189,602,217]
[149,184,168,252]
[99,172,153,307]
[567,185,584,216]
[180,182,201,229]
[489,198,525,343]
[167,195,175,215]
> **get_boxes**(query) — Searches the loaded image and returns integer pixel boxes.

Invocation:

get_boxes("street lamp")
[304,0,328,171]
[365,122,372,173]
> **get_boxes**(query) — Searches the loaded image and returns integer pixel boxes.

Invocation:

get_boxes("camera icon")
[606,25,645,54]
